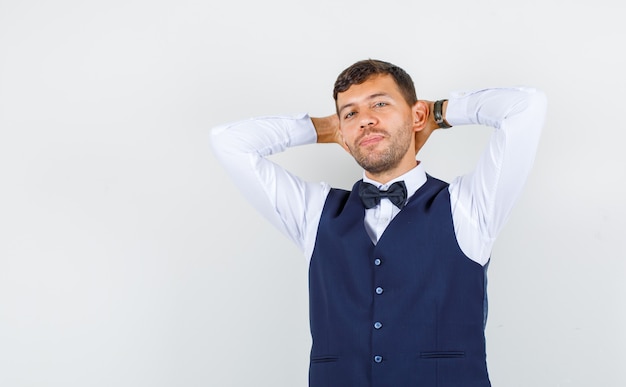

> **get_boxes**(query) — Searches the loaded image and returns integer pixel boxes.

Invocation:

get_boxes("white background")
[1,0,624,386]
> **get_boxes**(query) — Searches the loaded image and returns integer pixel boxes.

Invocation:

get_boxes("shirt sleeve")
[210,113,331,257]
[445,87,548,266]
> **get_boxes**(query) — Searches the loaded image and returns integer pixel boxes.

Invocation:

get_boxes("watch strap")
[434,99,452,129]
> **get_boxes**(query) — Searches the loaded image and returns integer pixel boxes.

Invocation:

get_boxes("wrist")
[434,99,452,129]
[312,115,340,144]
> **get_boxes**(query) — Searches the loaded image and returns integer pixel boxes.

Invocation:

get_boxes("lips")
[359,133,385,147]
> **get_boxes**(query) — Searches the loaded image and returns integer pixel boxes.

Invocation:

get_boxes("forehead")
[336,74,403,105]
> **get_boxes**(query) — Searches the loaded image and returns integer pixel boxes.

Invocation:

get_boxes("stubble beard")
[350,122,413,174]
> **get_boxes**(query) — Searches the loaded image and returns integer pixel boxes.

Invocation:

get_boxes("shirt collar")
[361,161,427,200]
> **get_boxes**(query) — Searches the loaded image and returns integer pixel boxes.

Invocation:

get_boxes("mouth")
[359,133,385,147]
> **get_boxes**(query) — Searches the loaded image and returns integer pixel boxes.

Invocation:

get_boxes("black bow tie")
[358,181,408,210]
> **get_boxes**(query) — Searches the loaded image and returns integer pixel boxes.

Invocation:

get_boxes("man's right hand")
[312,114,351,153]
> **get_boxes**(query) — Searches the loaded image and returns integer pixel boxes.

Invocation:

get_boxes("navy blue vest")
[308,176,491,387]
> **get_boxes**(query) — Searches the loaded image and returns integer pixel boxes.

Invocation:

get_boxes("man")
[210,59,547,386]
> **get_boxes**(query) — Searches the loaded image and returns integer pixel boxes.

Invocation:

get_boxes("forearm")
[445,87,546,131]
[211,114,317,159]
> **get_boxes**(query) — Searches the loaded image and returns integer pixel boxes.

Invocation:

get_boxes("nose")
[359,112,377,129]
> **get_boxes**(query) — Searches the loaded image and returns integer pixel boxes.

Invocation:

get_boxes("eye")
[344,111,356,119]
[374,102,387,108]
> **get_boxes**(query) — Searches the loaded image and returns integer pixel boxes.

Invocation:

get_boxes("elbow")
[525,88,548,132]
[209,123,235,161]
[527,88,548,115]
[504,87,548,125]
[209,121,259,165]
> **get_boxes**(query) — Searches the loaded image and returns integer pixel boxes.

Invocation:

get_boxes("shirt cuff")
[443,89,484,127]
[288,113,318,147]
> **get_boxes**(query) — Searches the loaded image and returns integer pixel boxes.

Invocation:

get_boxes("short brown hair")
[333,59,418,106]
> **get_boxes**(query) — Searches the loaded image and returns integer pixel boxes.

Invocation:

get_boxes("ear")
[411,100,428,133]
[412,100,435,155]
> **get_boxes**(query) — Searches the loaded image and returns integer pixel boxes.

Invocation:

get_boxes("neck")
[365,159,418,185]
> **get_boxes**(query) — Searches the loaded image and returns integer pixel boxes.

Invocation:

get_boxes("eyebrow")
[338,92,392,115]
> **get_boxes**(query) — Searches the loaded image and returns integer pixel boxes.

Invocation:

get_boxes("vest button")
[374,258,381,266]
[374,355,383,363]
[375,287,383,295]
[374,321,382,329]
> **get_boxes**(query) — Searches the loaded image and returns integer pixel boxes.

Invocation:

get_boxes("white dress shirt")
[210,87,547,266]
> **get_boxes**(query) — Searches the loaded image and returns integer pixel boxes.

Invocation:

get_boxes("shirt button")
[375,287,384,295]
[374,355,383,363]
[374,258,381,266]
[374,321,382,329]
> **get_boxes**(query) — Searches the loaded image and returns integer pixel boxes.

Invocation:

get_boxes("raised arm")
[210,114,331,256]
[444,87,548,265]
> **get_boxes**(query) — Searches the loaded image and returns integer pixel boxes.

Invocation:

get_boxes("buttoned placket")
[371,185,395,368]
[372,251,385,367]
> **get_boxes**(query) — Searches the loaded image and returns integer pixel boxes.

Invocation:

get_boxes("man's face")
[336,74,416,175]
